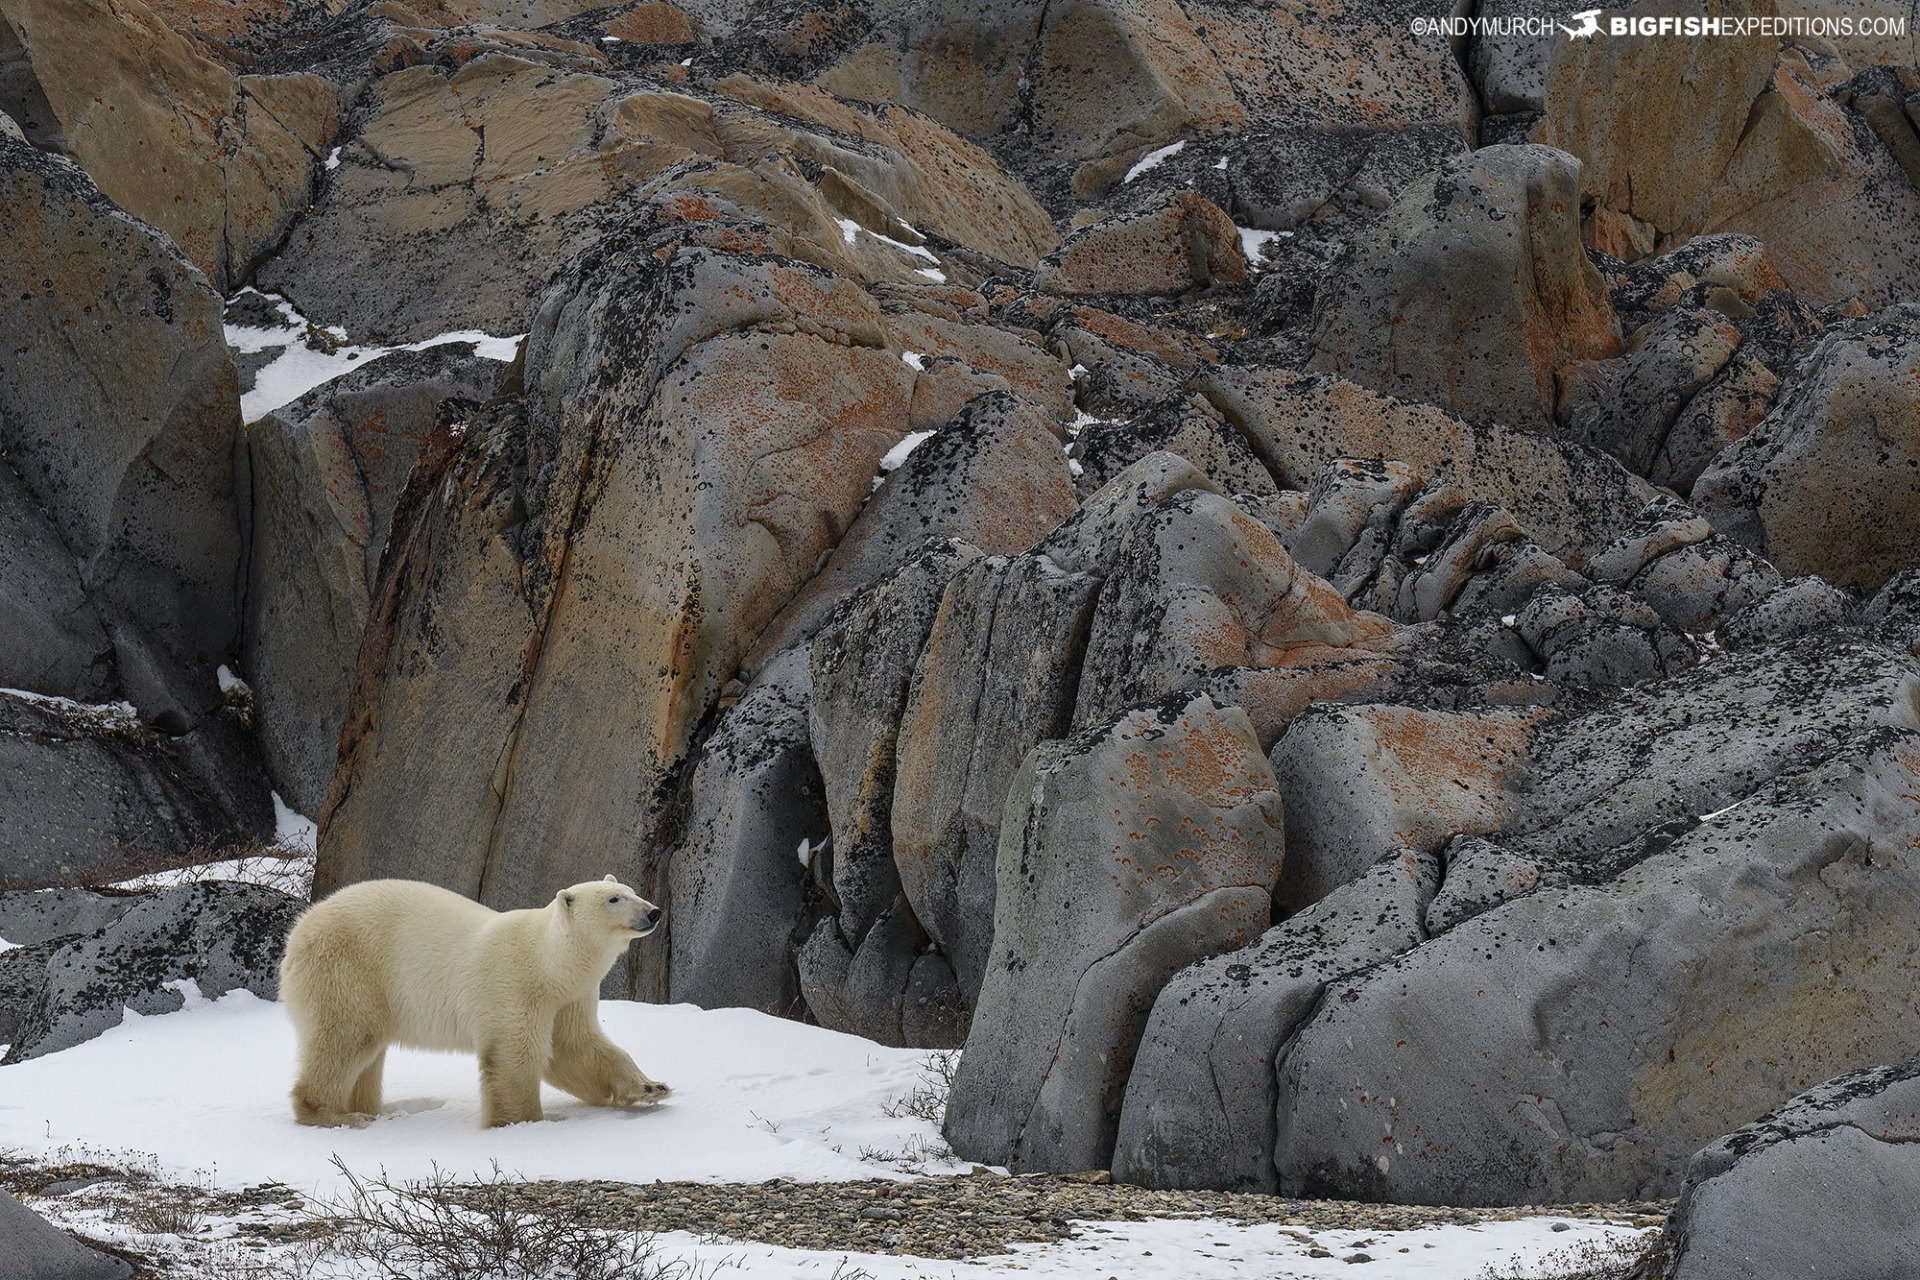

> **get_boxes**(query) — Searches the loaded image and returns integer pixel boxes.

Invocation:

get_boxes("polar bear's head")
[558,876,663,938]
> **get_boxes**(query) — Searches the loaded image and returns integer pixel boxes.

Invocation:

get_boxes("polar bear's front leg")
[546,998,671,1108]
[477,1024,547,1127]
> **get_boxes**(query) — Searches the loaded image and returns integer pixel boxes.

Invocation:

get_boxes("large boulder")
[0,133,245,729]
[890,453,1222,1000]
[746,389,1076,667]
[1269,640,1920,1205]
[1695,305,1920,596]
[1541,16,1920,304]
[666,646,820,1017]
[0,1189,128,1280]
[3,881,303,1062]
[1666,1062,1920,1280]
[1267,705,1542,918]
[0,0,324,290]
[1072,488,1394,728]
[1034,191,1246,297]
[245,345,507,814]
[944,692,1285,1174]
[1308,144,1622,432]
[317,227,913,980]
[260,61,1055,343]
[1112,847,1439,1192]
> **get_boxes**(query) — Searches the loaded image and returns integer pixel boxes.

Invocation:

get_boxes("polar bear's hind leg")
[292,1029,385,1128]
[348,1047,386,1117]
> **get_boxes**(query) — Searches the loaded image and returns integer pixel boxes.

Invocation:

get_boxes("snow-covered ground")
[0,992,1656,1277]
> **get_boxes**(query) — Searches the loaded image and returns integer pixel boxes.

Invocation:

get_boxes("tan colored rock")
[1705,60,1920,305]
[1542,12,1920,304]
[1540,2,1778,240]
[1022,0,1244,192]
[746,390,1078,668]
[710,76,1060,269]
[604,1,695,42]
[319,235,915,950]
[1188,0,1474,129]
[1035,191,1246,296]
[266,63,1054,340]
[1308,144,1622,432]
[1074,489,1395,728]
[0,0,318,290]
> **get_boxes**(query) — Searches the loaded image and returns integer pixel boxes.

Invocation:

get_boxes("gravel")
[465,1171,1673,1259]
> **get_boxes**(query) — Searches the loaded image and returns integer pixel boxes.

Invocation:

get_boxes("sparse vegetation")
[1476,1227,1671,1280]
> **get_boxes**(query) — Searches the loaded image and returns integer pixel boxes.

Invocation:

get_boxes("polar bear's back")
[282,879,504,1052]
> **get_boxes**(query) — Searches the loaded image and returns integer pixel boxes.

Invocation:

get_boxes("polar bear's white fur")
[280,876,669,1128]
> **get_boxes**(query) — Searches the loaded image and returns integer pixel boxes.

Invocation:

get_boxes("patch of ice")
[215,664,247,695]
[901,350,926,371]
[916,266,949,283]
[835,216,861,246]
[680,56,692,66]
[601,34,619,40]
[1698,798,1746,822]
[324,146,341,171]
[1068,363,1090,381]
[1501,614,1518,627]
[1124,139,1186,183]
[796,837,812,866]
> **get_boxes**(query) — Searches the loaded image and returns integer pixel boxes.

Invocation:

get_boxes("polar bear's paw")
[612,1078,672,1108]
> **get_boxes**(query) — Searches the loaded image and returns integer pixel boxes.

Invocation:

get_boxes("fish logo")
[1559,8,1602,38]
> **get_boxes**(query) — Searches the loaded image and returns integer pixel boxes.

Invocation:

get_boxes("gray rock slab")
[1667,1062,1920,1280]
[4,882,303,1061]
[944,693,1285,1174]
[666,646,820,1017]
[1112,848,1439,1192]
[0,1190,129,1280]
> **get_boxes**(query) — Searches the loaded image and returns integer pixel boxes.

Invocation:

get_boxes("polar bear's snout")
[630,899,664,936]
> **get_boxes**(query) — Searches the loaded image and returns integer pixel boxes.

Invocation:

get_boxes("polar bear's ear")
[604,874,617,882]
[560,890,575,913]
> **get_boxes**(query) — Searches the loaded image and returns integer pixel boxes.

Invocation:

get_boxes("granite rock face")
[1695,304,1920,595]
[666,646,820,1018]
[944,692,1285,1174]
[1666,1062,1920,1280]
[3,881,302,1062]
[1309,145,1622,431]
[244,345,507,814]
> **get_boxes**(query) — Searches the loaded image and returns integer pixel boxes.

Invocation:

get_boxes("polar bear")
[280,876,670,1128]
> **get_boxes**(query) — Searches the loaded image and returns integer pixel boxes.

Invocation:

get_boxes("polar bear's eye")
[608,895,621,903]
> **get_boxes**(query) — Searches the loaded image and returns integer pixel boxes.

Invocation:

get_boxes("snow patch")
[273,793,319,854]
[1124,139,1186,183]
[324,146,341,171]
[215,664,248,695]
[227,289,523,422]
[1236,226,1290,269]
[900,350,926,371]
[872,430,937,490]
